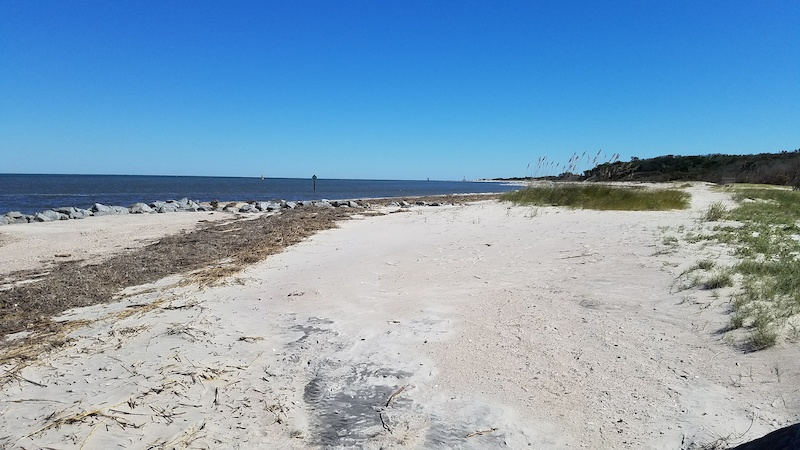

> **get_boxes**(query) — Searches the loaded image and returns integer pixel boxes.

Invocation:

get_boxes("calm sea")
[0,174,520,215]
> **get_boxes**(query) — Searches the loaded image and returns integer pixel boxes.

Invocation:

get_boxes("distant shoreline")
[0,174,520,215]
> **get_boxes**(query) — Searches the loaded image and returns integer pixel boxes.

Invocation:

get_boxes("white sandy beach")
[1,183,798,449]
[0,210,231,278]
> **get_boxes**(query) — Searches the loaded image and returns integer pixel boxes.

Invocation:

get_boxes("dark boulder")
[54,206,88,219]
[129,203,154,214]
[730,423,800,450]
[91,203,115,216]
[157,204,179,213]
[73,208,91,219]
[184,200,201,211]
[34,210,62,222]
[54,207,77,216]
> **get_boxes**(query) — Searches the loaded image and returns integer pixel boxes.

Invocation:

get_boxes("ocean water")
[0,174,520,215]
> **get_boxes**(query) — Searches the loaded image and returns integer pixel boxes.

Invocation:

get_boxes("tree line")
[580,149,800,186]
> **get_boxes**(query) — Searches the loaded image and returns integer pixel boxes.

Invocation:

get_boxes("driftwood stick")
[385,385,408,408]
[466,427,498,438]
[11,373,47,388]
[379,412,392,433]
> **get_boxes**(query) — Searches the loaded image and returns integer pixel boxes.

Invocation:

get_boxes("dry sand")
[0,211,230,277]
[1,183,798,449]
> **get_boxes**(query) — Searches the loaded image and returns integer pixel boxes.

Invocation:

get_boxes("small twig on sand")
[379,412,392,433]
[385,385,408,407]
[558,252,597,259]
[26,407,142,439]
[79,420,103,450]
[378,384,412,434]
[466,427,498,438]
[163,302,198,310]
[707,350,724,366]
[149,404,182,425]
[2,398,66,404]
[8,372,47,388]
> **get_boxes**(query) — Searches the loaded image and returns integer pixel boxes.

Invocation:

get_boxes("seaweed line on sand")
[0,194,497,368]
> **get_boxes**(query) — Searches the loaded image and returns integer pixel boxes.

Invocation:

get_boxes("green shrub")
[702,272,732,290]
[704,201,727,221]
[694,259,716,271]
[749,321,778,350]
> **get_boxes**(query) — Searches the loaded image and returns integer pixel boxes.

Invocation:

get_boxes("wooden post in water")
[312,174,317,192]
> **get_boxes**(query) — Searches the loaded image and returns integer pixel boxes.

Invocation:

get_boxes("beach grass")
[703,187,800,349]
[500,183,690,211]
[703,201,727,221]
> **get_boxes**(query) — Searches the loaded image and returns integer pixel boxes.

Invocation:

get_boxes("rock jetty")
[0,197,449,226]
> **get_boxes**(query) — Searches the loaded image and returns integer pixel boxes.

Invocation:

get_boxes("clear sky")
[1,1,798,180]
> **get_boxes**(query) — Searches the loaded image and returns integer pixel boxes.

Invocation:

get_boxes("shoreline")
[0,173,521,216]
[0,194,501,332]
[0,191,506,224]
[0,193,501,276]
[1,185,798,448]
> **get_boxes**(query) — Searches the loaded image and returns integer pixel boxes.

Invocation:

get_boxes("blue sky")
[1,1,798,180]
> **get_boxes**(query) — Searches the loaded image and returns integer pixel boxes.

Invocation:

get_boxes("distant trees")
[581,150,800,186]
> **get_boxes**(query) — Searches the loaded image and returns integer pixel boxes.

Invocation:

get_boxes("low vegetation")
[693,259,716,271]
[500,183,690,211]
[674,260,732,292]
[703,201,727,221]
[699,187,800,350]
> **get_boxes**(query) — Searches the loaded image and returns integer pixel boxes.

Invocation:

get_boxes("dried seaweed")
[0,194,497,344]
[0,207,352,340]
